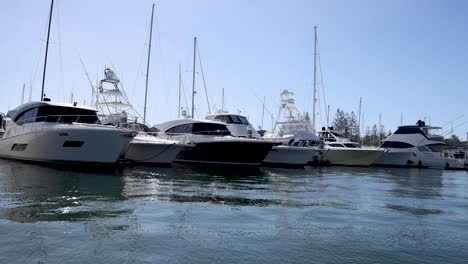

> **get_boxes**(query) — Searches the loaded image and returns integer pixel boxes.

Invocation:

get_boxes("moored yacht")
[0,101,136,164]
[374,121,464,169]
[97,68,187,166]
[154,118,276,166]
[318,127,384,166]
[208,112,321,167]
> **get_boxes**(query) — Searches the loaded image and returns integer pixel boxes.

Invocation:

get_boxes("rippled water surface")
[0,159,467,263]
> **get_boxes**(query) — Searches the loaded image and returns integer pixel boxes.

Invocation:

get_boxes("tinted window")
[394,127,428,138]
[329,143,344,147]
[380,141,415,148]
[192,123,231,135]
[237,116,249,125]
[15,107,38,125]
[35,106,98,124]
[344,143,360,148]
[417,146,431,152]
[426,144,445,153]
[166,124,193,134]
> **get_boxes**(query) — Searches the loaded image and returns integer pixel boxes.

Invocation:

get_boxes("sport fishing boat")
[96,68,187,166]
[318,127,384,166]
[374,120,464,169]
[0,101,136,164]
[154,118,276,166]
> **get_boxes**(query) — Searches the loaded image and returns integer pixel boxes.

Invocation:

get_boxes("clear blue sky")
[1,0,467,139]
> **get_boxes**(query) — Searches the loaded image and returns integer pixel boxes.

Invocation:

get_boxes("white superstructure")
[376,121,464,169]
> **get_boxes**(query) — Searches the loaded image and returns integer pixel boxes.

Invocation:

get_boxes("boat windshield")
[14,105,99,125]
[215,115,249,125]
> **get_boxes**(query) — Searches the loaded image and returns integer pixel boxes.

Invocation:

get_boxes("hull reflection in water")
[0,160,130,223]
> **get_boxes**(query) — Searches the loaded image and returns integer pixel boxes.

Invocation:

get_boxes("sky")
[1,0,467,140]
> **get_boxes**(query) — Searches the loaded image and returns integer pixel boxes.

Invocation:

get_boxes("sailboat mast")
[178,63,181,118]
[221,88,225,112]
[261,96,265,129]
[21,84,25,104]
[40,0,54,101]
[191,37,197,119]
[143,3,155,124]
[312,26,317,133]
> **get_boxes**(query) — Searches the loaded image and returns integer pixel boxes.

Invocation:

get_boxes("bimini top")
[7,101,97,120]
[154,118,227,132]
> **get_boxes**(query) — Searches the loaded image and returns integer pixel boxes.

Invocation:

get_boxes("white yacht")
[318,128,384,166]
[96,68,187,166]
[374,121,464,169]
[153,118,276,166]
[0,101,136,164]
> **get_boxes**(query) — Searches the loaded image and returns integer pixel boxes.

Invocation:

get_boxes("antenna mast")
[178,63,181,118]
[191,37,197,119]
[312,26,317,133]
[143,3,155,124]
[40,0,54,101]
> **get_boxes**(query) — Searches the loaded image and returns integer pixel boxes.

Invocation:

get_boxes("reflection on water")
[0,159,129,222]
[0,159,467,263]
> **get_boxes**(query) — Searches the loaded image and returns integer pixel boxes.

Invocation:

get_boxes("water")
[0,159,467,264]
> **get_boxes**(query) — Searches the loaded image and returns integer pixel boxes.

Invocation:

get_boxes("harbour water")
[0,159,467,263]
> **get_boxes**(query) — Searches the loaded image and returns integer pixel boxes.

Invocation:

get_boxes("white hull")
[125,135,188,165]
[322,148,384,166]
[372,151,413,167]
[263,146,319,166]
[409,151,465,169]
[0,125,134,164]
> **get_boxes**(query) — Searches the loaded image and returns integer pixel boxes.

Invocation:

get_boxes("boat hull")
[175,141,275,166]
[372,151,413,167]
[322,148,384,166]
[263,145,319,166]
[125,140,187,165]
[0,127,135,164]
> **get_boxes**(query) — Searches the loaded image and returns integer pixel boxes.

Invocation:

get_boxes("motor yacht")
[318,127,384,166]
[374,120,464,169]
[0,101,136,164]
[207,112,320,167]
[153,118,276,166]
[97,68,187,165]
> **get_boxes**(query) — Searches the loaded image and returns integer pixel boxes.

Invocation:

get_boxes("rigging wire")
[196,43,212,114]
[55,0,65,101]
[316,36,329,126]
[30,10,51,96]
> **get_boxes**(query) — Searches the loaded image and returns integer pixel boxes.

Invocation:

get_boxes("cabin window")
[166,124,193,134]
[15,107,39,125]
[426,144,445,153]
[344,143,360,148]
[394,127,428,138]
[192,123,231,135]
[380,141,415,149]
[329,143,345,147]
[417,146,431,152]
[35,106,98,124]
